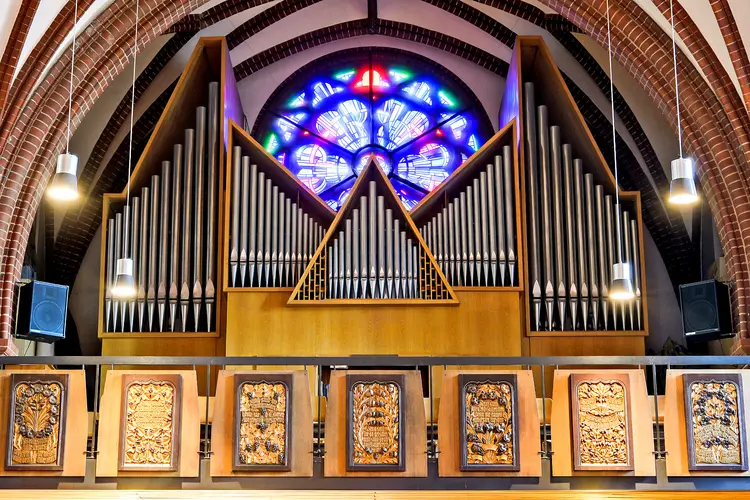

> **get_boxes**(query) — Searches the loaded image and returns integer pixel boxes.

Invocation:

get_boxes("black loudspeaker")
[15,280,69,344]
[678,279,732,341]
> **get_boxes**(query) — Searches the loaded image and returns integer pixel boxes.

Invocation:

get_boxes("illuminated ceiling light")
[605,0,634,301]
[667,0,698,205]
[48,0,80,201]
[111,0,141,299]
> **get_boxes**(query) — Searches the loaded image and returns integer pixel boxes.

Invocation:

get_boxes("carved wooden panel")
[458,374,519,471]
[5,373,69,471]
[570,373,634,471]
[118,374,182,472]
[232,373,293,472]
[683,374,748,471]
[346,374,405,472]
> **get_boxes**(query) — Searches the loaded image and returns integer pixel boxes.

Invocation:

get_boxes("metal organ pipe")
[538,106,554,331]
[550,126,566,329]
[584,173,598,330]
[192,107,206,331]
[169,145,183,331]
[573,161,588,331]
[230,148,241,286]
[524,83,542,329]
[138,186,150,332]
[503,146,515,287]
[158,161,171,333]
[180,130,194,332]
[562,145,577,331]
[205,82,219,331]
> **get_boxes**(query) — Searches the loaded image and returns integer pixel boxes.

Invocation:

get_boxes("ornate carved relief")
[684,374,748,471]
[458,374,519,471]
[5,374,68,471]
[346,374,405,471]
[570,373,634,471]
[119,374,182,472]
[233,374,293,471]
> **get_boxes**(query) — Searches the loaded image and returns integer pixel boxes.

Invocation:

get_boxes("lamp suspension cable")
[605,0,622,265]
[65,0,78,155]
[670,0,683,159]
[125,0,139,216]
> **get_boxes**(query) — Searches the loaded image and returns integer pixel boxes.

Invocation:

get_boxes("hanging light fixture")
[48,0,80,201]
[667,0,698,205]
[112,0,140,299]
[605,0,634,301]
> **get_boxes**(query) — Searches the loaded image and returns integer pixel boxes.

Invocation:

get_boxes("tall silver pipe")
[105,218,114,332]
[369,182,377,298]
[623,210,633,330]
[538,106,554,330]
[493,156,506,286]
[139,188,150,332]
[114,212,123,332]
[503,146,516,287]
[426,220,433,280]
[331,238,338,298]
[180,130,194,332]
[479,172,490,286]
[393,218,401,298]
[169,145,183,331]
[466,186,475,286]
[412,245,419,298]
[129,197,140,332]
[147,175,160,332]
[278,191,286,287]
[407,238,414,298]
[271,186,279,287]
[448,200,457,286]
[550,126,566,329]
[377,196,385,297]
[605,195,616,329]
[630,217,642,330]
[338,230,345,298]
[573,161,588,330]
[230,147,241,286]
[205,82,219,331]
[345,217,353,298]
[524,83,541,327]
[436,212,444,277]
[248,164,258,287]
[385,209,393,298]
[158,161,171,333]
[460,192,468,286]
[284,198,291,287]
[486,165,497,286]
[452,197,462,286]
[472,178,482,284]
[192,106,206,331]
[595,185,609,331]
[264,179,273,286]
[296,207,303,282]
[352,209,360,298]
[584,173,598,330]
[562,145,577,331]
[238,158,250,286]
[301,212,308,286]
[311,220,318,271]
[256,172,266,286]
[290,202,298,285]
[442,206,450,284]
[360,196,368,298]
[400,231,407,297]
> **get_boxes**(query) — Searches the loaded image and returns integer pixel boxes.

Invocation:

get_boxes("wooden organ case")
[98,36,647,363]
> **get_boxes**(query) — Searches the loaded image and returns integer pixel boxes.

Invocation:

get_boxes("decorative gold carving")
[6,374,68,470]
[461,379,517,469]
[236,381,289,468]
[684,374,748,471]
[119,375,181,471]
[570,374,633,471]
[347,375,405,471]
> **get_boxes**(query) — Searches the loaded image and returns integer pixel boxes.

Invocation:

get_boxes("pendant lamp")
[48,0,80,201]
[667,0,698,205]
[112,0,140,299]
[605,0,634,301]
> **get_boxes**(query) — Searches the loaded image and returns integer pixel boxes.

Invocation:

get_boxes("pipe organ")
[523,82,643,332]
[227,148,327,289]
[102,81,221,334]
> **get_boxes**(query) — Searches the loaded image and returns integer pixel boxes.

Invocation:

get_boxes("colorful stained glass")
[255,53,490,209]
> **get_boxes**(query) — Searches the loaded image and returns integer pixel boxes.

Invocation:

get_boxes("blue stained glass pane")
[290,143,351,194]
[443,114,468,140]
[288,92,306,108]
[402,82,432,106]
[311,82,344,107]
[389,177,425,211]
[315,99,370,151]
[319,176,356,211]
[394,142,453,192]
[468,134,480,152]
[375,99,430,150]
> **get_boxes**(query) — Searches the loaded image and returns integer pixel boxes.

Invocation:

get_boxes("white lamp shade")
[668,157,698,205]
[610,262,635,301]
[111,258,136,298]
[48,153,79,201]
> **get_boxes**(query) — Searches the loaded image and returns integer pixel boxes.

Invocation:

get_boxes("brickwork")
[709,0,750,113]
[0,0,40,118]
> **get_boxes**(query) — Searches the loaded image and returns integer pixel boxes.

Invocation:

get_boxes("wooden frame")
[683,373,748,472]
[346,373,406,472]
[98,36,242,339]
[569,373,634,472]
[5,373,68,471]
[118,374,182,472]
[458,373,520,472]
[499,36,648,339]
[232,373,293,472]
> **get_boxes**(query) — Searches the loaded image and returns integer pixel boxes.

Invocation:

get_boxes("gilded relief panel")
[346,374,405,472]
[5,374,68,471]
[684,374,748,471]
[570,373,634,471]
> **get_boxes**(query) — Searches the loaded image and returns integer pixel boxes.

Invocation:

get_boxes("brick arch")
[0,0,208,352]
[536,0,750,350]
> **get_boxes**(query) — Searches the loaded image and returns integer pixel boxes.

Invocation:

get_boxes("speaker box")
[15,280,68,344]
[678,279,732,342]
